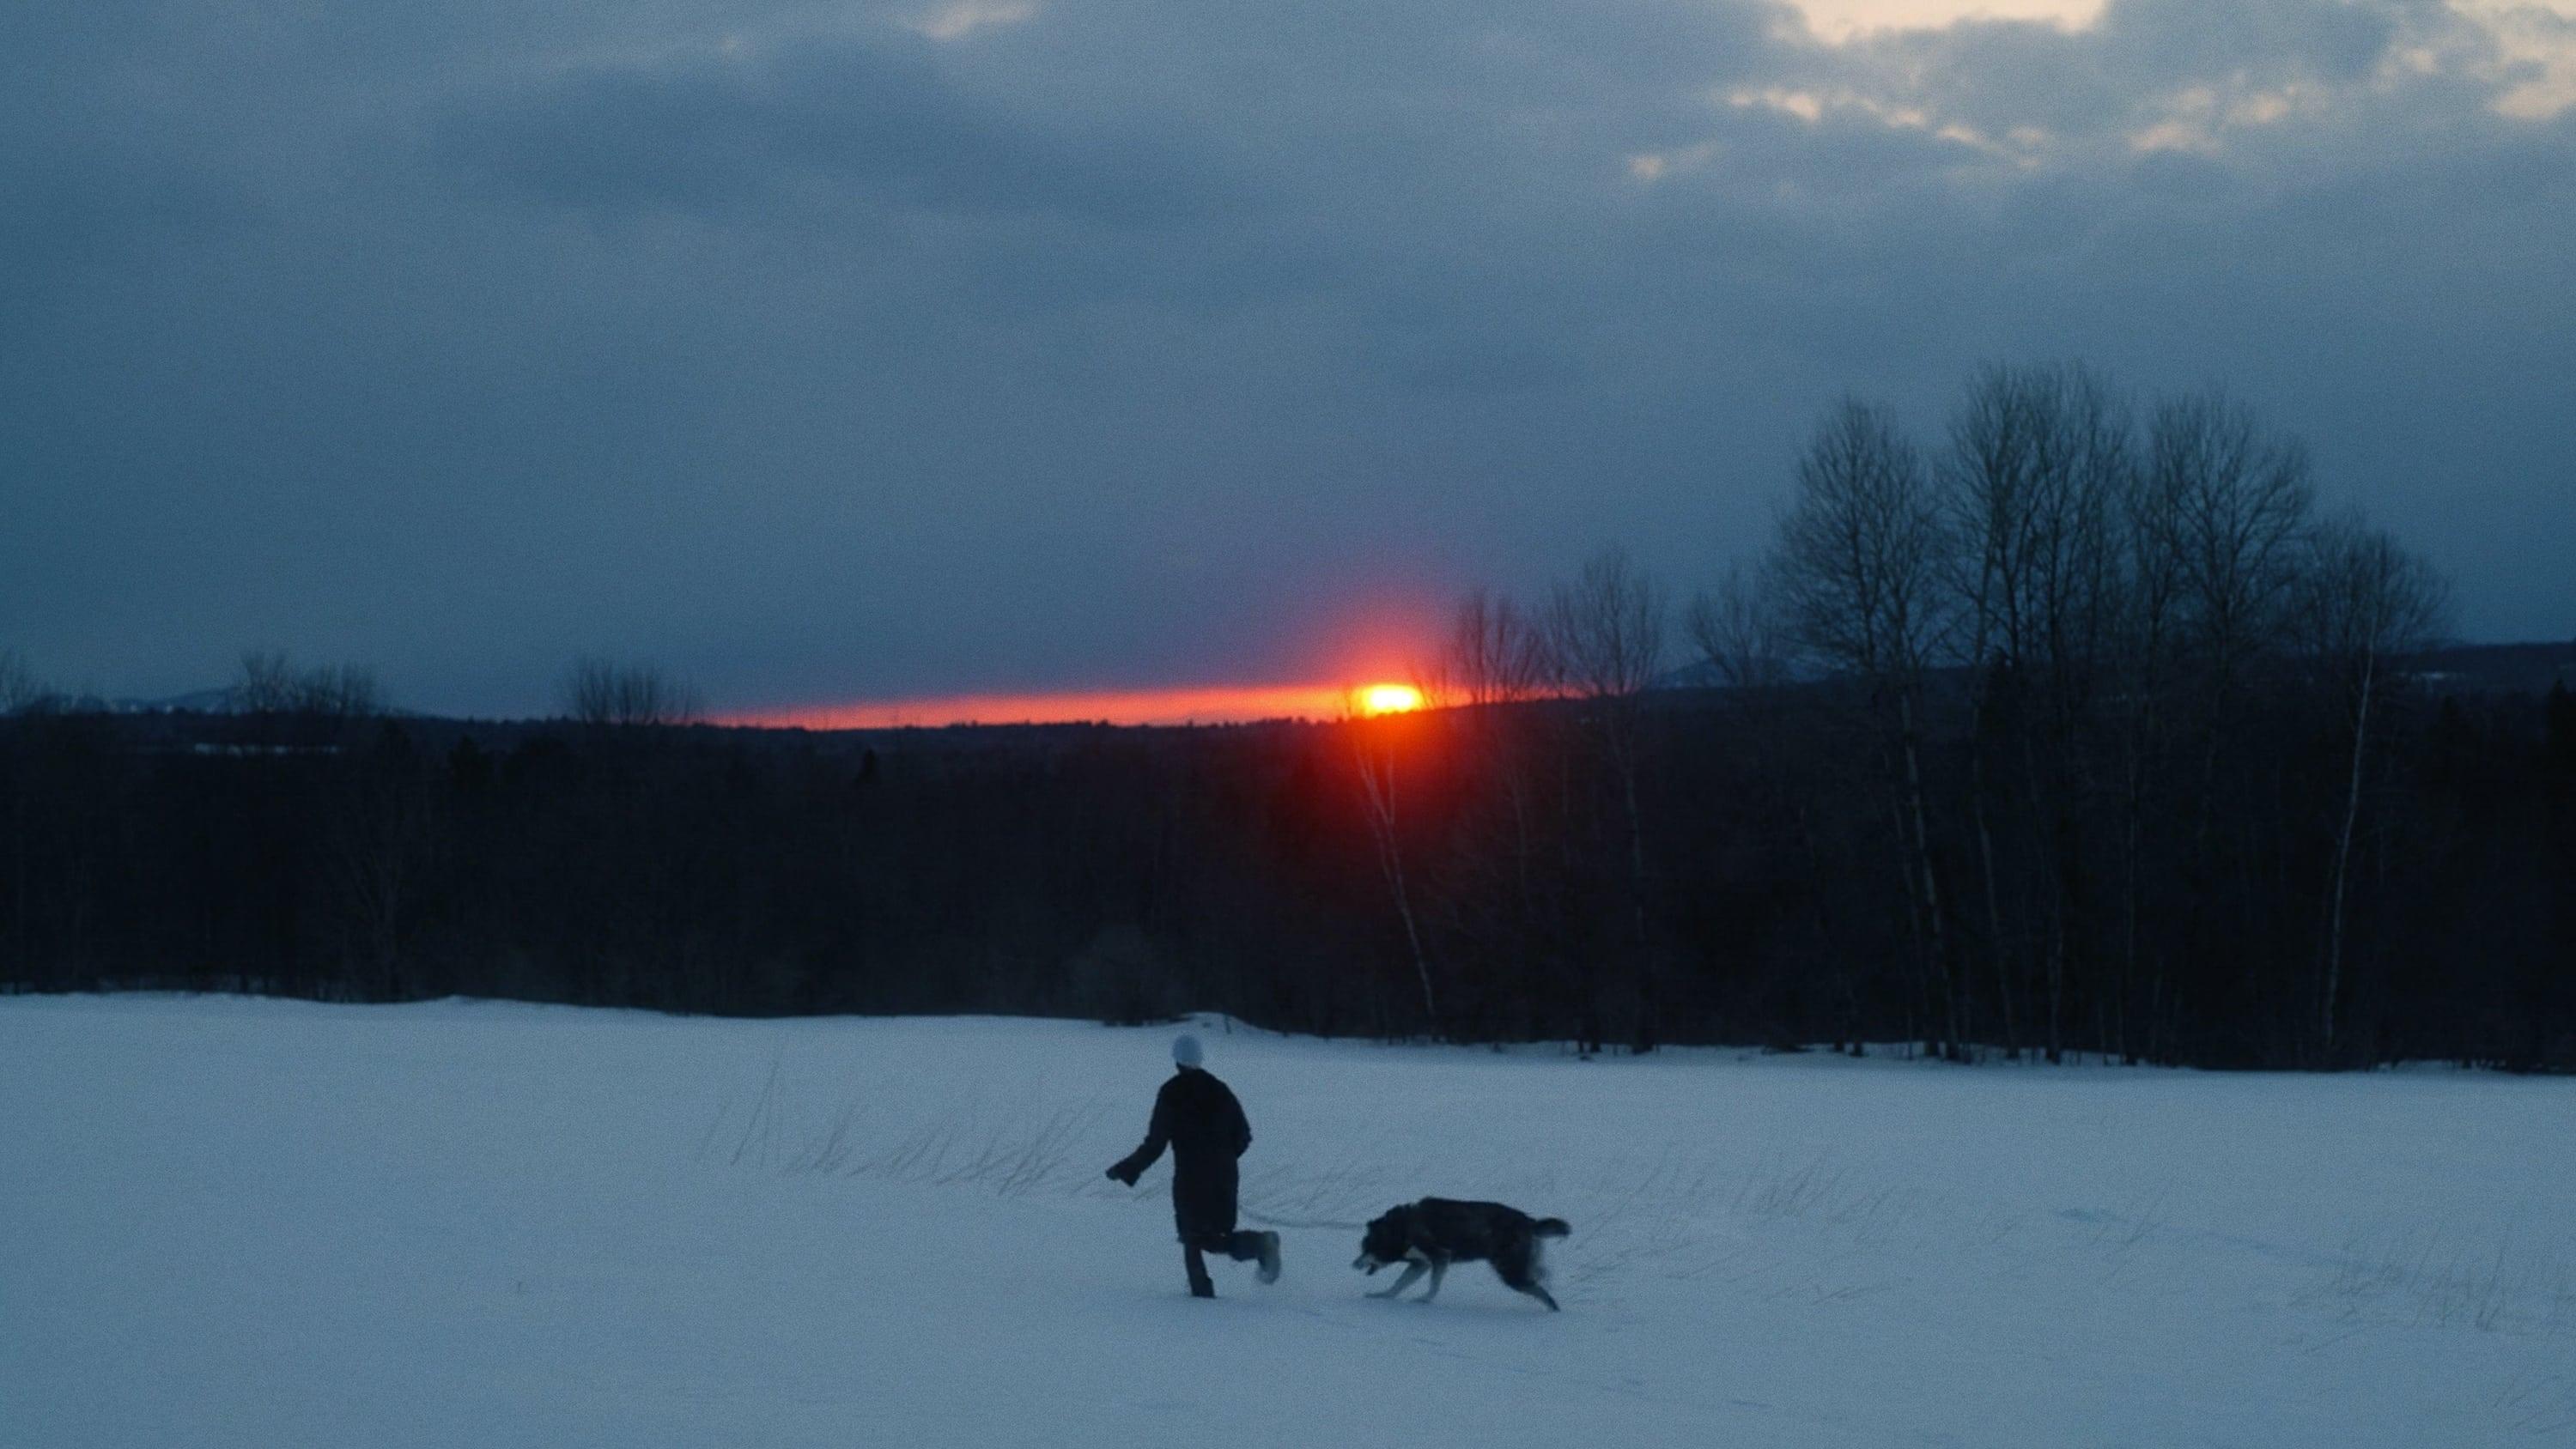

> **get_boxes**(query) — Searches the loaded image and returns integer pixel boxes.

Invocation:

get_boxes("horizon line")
[719,681,1394,730]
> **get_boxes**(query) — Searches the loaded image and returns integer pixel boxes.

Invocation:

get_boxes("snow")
[5,997,2572,1446]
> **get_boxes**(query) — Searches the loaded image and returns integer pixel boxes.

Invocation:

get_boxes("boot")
[1224,1230,1282,1283]
[1183,1245,1215,1298]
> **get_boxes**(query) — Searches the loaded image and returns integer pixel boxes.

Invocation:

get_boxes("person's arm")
[1106,1082,1174,1185]
[1230,1088,1252,1159]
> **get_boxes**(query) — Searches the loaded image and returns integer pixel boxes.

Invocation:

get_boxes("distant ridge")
[104,688,241,715]
[95,688,430,719]
[1656,640,2574,698]
[46,640,2575,729]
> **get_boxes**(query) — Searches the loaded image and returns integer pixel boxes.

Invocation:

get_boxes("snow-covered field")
[6,997,2573,1446]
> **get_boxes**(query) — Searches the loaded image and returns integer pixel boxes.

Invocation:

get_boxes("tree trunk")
[2321,651,2375,1061]
[1897,690,1958,1058]
[1970,739,2017,1058]
[1356,737,1438,1036]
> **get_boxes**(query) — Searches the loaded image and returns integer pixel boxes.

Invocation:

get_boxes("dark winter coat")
[1107,1067,1252,1246]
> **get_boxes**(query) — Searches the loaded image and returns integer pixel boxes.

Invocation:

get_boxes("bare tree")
[1940,361,2131,1059]
[1415,588,1572,1040]
[560,658,702,728]
[0,650,48,715]
[2150,391,2316,702]
[233,651,382,719]
[1432,587,1556,708]
[234,650,301,714]
[1433,587,1555,906]
[1549,548,1668,704]
[302,664,382,718]
[1546,547,1667,1044]
[2105,423,2195,1060]
[2297,511,2448,1059]
[1349,699,1438,1036]
[1775,403,1953,682]
[1686,562,1789,693]
[1772,397,1961,1055]
[2140,391,2318,1049]
[1944,363,2129,701]
[1943,365,2042,1058]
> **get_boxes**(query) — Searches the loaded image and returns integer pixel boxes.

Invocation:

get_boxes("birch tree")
[1941,362,2129,1059]
[2297,512,2447,1060]
[1772,398,1962,1056]
[1548,547,1667,933]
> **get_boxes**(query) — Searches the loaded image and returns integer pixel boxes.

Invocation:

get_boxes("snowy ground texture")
[6,998,2575,1447]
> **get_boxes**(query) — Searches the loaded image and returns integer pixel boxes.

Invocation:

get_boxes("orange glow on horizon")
[1355,682,1425,717]
[722,681,1421,731]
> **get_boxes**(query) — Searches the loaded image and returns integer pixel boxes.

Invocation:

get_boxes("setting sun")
[1356,682,1425,717]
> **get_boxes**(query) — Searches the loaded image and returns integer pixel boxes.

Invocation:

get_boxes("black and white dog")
[1352,1197,1569,1311]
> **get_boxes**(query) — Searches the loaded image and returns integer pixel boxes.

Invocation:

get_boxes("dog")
[1352,1197,1569,1311]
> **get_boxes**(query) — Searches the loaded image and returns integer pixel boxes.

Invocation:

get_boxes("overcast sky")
[6,0,2571,718]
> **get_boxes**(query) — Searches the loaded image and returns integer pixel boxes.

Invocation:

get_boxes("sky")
[5,0,2572,722]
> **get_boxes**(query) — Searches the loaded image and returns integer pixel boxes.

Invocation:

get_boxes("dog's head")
[1352,1206,1413,1274]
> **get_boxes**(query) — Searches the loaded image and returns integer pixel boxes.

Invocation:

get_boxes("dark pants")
[1172,1157,1249,1296]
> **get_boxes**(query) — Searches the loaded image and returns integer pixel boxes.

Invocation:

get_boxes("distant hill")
[104,688,243,715]
[2395,640,2576,694]
[100,688,433,719]
[1658,640,2574,699]
[57,640,2575,738]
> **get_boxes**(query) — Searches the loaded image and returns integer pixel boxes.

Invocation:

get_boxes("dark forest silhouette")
[4,367,2571,1069]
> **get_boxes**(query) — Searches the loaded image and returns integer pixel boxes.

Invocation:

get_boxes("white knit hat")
[1172,1033,1204,1069]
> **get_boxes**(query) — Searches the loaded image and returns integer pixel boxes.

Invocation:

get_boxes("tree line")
[3,364,2570,1068]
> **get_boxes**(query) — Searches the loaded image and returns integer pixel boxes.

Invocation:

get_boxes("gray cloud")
[3,0,2569,713]
[431,38,1240,227]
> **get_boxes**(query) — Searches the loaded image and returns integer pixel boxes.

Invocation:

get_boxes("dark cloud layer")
[434,39,1239,227]
[5,0,2571,713]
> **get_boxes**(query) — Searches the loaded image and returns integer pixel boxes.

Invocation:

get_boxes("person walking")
[1105,1034,1282,1298]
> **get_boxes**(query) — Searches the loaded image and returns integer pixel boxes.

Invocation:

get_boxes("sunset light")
[1356,682,1425,717]
[732,682,1379,730]
[731,676,1442,730]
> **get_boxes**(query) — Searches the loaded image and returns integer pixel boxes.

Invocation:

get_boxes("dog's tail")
[1533,1217,1571,1239]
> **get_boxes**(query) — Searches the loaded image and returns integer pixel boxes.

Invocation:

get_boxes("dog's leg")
[1419,1258,1448,1303]
[1496,1245,1561,1310]
[1369,1262,1426,1299]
